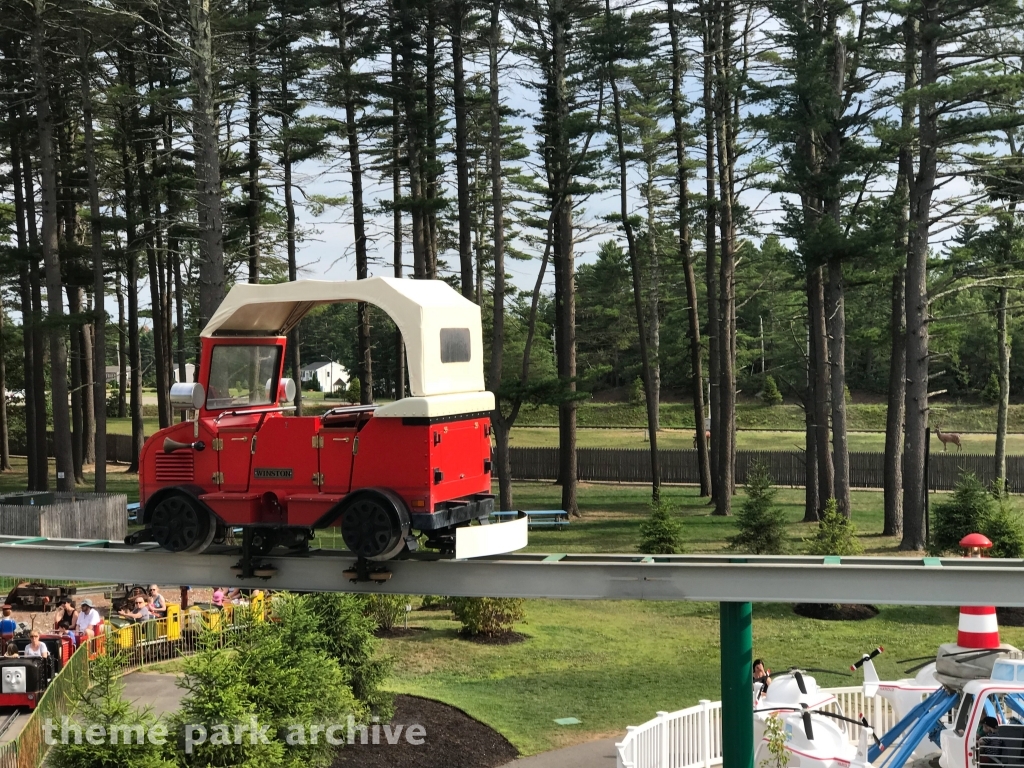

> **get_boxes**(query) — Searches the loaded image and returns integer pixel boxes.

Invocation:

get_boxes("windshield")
[206,345,281,410]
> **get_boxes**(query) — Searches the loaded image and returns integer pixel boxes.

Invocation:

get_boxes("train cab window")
[440,328,471,363]
[206,345,281,410]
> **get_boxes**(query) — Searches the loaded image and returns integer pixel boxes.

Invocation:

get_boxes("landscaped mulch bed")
[793,603,879,621]
[332,694,518,768]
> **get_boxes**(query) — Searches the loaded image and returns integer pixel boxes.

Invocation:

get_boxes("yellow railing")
[0,599,265,768]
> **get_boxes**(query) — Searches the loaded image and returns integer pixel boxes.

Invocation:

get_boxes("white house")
[173,364,196,384]
[300,361,349,394]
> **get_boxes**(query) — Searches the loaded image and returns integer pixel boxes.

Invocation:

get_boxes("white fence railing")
[616,687,897,768]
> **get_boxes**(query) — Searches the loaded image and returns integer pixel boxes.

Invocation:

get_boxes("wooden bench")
[493,510,570,531]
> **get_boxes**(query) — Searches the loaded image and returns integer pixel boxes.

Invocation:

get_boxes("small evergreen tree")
[730,462,789,554]
[49,654,176,768]
[638,499,684,554]
[805,497,863,556]
[345,377,362,404]
[761,375,783,406]
[930,472,995,555]
[983,492,1024,559]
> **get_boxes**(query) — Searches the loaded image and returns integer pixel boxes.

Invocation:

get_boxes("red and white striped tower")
[958,533,1000,649]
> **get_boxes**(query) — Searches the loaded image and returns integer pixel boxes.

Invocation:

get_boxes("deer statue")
[934,426,963,452]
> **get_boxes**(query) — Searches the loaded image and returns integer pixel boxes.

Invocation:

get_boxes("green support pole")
[720,601,754,768]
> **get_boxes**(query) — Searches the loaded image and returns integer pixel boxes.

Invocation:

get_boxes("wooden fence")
[10,435,1019,492]
[0,492,127,540]
[509,447,1023,492]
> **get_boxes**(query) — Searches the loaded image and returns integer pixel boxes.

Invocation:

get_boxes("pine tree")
[730,462,789,555]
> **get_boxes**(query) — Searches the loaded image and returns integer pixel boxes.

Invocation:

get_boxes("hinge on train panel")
[251,436,258,455]
[312,473,324,487]
[434,431,442,446]
[312,435,324,449]
[352,437,359,456]
[211,438,224,451]
[212,472,224,484]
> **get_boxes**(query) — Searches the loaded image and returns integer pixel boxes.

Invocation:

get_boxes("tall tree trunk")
[884,268,906,535]
[827,258,850,516]
[548,0,578,517]
[901,0,937,552]
[668,0,709,496]
[606,3,660,499]
[702,1,721,508]
[282,111,303,416]
[80,291,96,468]
[9,124,35,484]
[121,136,145,474]
[809,267,834,506]
[487,0,512,512]
[995,285,1010,486]
[451,1,474,300]
[247,0,260,284]
[424,5,439,279]
[338,8,373,404]
[23,136,50,489]
[714,0,736,515]
[67,287,84,483]
[804,328,819,521]
[0,295,9,471]
[191,0,226,327]
[391,41,406,399]
[116,264,128,419]
[398,0,427,280]
[32,3,74,491]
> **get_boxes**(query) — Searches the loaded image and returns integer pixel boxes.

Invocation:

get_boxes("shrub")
[730,462,788,554]
[346,377,362,404]
[451,597,526,636]
[761,375,783,406]
[983,493,1024,559]
[805,497,863,556]
[628,376,646,407]
[930,472,995,555]
[364,593,407,631]
[639,499,684,554]
[420,595,453,611]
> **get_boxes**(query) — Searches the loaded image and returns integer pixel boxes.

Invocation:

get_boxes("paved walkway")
[121,672,182,718]
[499,737,618,768]
[80,672,622,767]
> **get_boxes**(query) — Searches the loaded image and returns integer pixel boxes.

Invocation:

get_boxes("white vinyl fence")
[616,687,898,768]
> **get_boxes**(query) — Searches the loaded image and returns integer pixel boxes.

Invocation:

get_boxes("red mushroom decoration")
[960,532,993,556]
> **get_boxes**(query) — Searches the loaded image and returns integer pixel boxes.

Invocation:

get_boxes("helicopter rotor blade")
[794,670,808,695]
[903,659,935,675]
[851,647,884,670]
[802,667,852,678]
[895,655,934,665]
[953,649,1004,665]
[801,705,815,741]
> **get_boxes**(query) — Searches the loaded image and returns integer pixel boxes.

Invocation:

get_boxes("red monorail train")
[133,278,519,563]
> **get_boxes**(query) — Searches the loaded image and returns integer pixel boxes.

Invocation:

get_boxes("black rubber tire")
[150,495,214,553]
[340,492,410,561]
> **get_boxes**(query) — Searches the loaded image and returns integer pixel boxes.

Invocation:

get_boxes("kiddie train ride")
[762,534,1024,768]
[0,634,74,711]
[128,277,525,574]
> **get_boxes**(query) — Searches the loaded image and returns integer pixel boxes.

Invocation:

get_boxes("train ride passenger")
[54,600,78,648]
[75,600,102,640]
[4,642,18,657]
[23,631,49,658]
[212,588,225,609]
[119,596,152,624]
[148,586,167,617]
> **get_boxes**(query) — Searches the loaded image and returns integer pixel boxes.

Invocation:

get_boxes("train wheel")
[150,495,215,553]
[340,491,410,561]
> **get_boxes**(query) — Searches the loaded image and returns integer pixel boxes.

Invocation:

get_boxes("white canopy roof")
[202,277,485,398]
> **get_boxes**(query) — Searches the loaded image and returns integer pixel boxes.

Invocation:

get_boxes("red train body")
[0,635,74,710]
[135,278,497,561]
